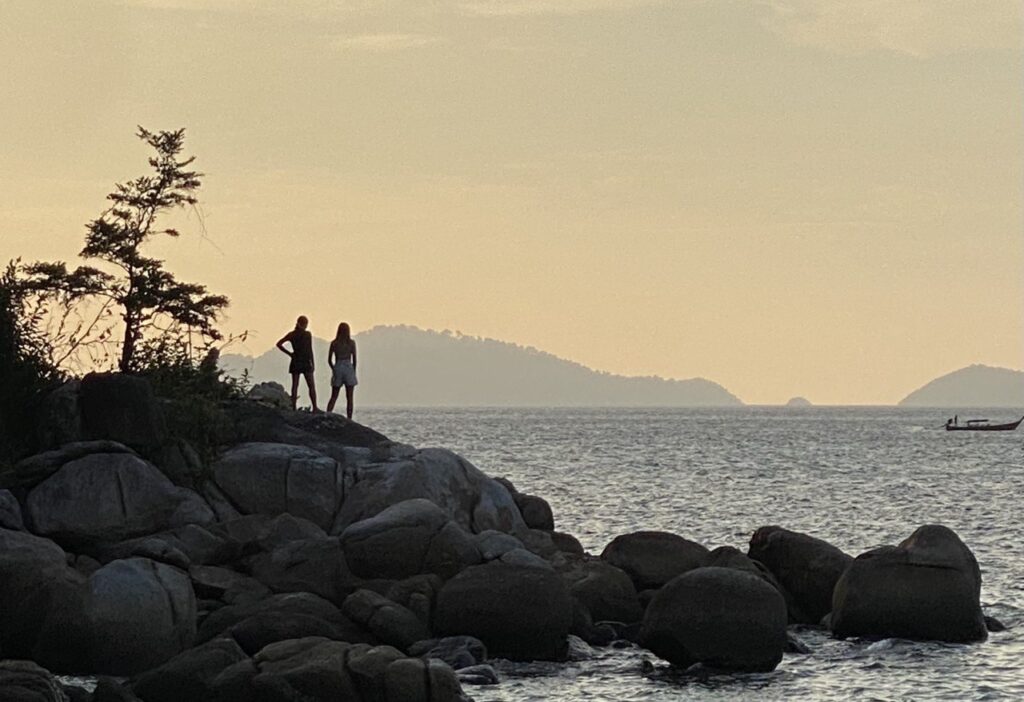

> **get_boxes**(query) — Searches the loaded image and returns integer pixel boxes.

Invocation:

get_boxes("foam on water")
[362,406,1024,701]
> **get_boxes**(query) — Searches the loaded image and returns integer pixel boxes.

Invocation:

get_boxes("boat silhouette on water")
[945,415,1024,431]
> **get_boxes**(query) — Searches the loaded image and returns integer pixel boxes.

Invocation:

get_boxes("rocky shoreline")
[0,375,1002,701]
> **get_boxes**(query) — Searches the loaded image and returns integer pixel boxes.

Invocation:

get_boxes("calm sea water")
[360,406,1024,702]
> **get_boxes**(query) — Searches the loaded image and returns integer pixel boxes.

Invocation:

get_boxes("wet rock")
[0,660,69,702]
[332,448,525,535]
[434,562,573,661]
[601,531,708,590]
[132,637,249,702]
[456,664,500,686]
[212,442,346,531]
[831,524,987,643]
[25,453,214,546]
[551,531,585,555]
[984,615,1007,632]
[748,526,853,624]
[408,636,487,670]
[640,566,788,672]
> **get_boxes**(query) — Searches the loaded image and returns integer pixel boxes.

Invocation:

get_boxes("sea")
[359,406,1024,702]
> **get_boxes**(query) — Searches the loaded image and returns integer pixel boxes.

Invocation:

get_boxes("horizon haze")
[2,0,1022,405]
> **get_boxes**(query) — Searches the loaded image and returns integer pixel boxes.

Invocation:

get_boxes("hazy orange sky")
[2,0,1021,404]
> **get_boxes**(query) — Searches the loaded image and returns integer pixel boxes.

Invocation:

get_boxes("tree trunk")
[120,313,135,373]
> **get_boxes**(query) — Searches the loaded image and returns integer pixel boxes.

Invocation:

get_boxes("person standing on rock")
[276,316,319,412]
[327,322,358,419]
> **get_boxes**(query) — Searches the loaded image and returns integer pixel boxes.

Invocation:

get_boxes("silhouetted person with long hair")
[327,322,358,419]
[276,315,319,411]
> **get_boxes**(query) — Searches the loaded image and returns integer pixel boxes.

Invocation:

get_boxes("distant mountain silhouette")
[220,325,743,407]
[785,397,812,407]
[899,364,1024,408]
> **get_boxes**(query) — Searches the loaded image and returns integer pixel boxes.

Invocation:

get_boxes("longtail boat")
[945,416,1024,432]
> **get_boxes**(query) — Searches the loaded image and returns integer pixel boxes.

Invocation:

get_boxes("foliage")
[134,334,249,469]
[0,261,66,463]
[28,127,229,374]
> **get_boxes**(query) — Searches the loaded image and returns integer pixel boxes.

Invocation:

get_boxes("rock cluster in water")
[0,374,999,701]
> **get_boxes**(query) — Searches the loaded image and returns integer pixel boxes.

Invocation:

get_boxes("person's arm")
[351,341,357,371]
[328,341,336,369]
[276,332,293,357]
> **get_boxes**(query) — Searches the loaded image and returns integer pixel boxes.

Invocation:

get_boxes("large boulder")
[213,637,468,702]
[340,498,481,580]
[333,448,525,535]
[79,373,166,451]
[2,440,134,490]
[132,637,249,702]
[212,442,347,531]
[246,537,355,604]
[25,453,214,545]
[434,563,573,661]
[640,566,787,672]
[0,660,70,702]
[748,525,852,624]
[0,528,89,669]
[84,557,197,675]
[343,589,430,650]
[35,380,83,451]
[197,592,343,644]
[562,558,643,624]
[831,524,987,642]
[600,531,708,591]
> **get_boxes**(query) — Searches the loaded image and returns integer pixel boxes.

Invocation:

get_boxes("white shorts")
[331,360,358,388]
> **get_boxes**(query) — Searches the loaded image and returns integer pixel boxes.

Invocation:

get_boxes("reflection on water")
[361,407,1024,701]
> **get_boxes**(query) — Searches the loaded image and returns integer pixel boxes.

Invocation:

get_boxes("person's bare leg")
[306,372,319,412]
[345,385,355,420]
[327,386,340,413]
[290,373,300,410]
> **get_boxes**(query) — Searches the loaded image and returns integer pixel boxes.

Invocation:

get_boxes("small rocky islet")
[0,374,1001,701]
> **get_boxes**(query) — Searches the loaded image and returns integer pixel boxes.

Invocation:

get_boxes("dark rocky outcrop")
[562,558,643,624]
[79,372,167,452]
[748,525,852,624]
[831,524,987,642]
[600,531,708,591]
[639,566,788,672]
[434,562,573,661]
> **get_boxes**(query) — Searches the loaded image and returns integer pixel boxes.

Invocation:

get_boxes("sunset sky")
[2,0,1021,404]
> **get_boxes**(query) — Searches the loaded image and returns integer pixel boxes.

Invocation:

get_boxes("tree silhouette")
[27,127,228,373]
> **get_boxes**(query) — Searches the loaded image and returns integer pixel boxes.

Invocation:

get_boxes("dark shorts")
[289,357,314,375]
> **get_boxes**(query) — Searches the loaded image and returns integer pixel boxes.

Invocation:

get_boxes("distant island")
[898,364,1024,408]
[785,397,812,407]
[220,325,743,407]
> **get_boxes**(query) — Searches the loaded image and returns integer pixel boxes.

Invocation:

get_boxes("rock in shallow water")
[600,530,708,591]
[747,525,853,624]
[639,566,788,672]
[434,562,573,661]
[831,524,988,643]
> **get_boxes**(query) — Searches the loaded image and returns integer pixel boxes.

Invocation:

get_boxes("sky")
[1,0,1021,405]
